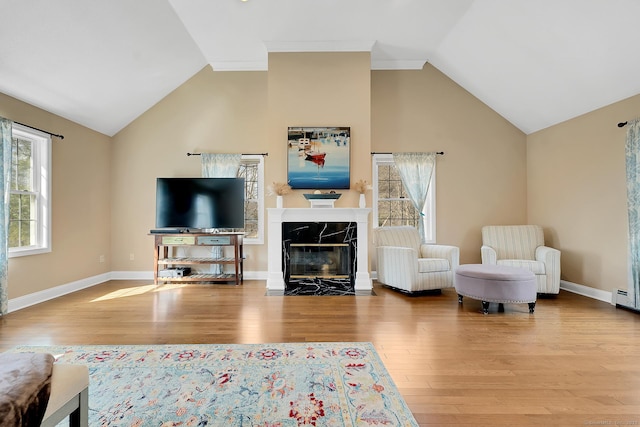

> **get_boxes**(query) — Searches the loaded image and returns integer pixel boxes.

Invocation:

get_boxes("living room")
[1,2,640,425]
[2,51,638,309]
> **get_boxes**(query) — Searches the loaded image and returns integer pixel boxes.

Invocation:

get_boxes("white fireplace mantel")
[266,208,372,291]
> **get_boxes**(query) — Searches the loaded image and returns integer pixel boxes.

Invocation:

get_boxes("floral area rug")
[13,342,417,426]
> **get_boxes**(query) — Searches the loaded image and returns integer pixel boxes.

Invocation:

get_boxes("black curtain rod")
[371,151,444,155]
[187,152,268,157]
[15,121,64,139]
[618,117,640,128]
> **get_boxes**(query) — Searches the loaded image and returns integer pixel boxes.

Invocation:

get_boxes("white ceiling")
[1,0,639,136]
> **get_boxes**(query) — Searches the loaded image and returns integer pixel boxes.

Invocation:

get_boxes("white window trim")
[372,154,436,243]
[241,154,264,245]
[9,124,51,258]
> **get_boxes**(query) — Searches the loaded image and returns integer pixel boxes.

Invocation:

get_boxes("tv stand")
[151,232,243,285]
[150,228,189,234]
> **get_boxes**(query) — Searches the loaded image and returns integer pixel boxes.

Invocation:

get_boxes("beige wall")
[0,93,111,299]
[111,67,269,272]
[111,53,372,273]
[267,52,372,209]
[527,94,640,292]
[372,65,527,264]
[111,59,523,273]
[8,52,631,301]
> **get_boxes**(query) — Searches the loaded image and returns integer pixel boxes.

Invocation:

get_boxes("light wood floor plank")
[1,280,639,426]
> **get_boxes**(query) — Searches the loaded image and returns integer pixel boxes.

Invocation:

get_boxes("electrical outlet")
[129,253,135,261]
[99,255,105,263]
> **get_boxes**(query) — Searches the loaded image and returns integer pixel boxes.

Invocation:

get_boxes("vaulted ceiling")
[2,0,639,136]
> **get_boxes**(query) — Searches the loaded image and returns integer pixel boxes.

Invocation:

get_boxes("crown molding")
[371,59,427,70]
[210,61,268,71]
[263,40,376,53]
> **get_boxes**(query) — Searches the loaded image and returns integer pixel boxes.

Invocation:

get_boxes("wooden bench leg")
[481,301,490,315]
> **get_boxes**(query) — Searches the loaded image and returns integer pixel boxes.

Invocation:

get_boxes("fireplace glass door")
[289,243,351,279]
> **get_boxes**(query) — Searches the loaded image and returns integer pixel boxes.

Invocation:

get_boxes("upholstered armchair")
[374,226,459,294]
[481,225,561,294]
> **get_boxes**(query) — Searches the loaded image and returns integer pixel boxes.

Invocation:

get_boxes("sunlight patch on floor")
[91,284,186,302]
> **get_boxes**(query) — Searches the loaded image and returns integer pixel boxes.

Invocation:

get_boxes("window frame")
[372,154,436,243]
[239,154,264,245]
[9,124,52,258]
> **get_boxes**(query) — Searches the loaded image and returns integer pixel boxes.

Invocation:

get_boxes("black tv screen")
[155,178,245,230]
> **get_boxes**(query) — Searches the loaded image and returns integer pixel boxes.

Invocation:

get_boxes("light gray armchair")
[374,226,459,294]
[481,225,561,294]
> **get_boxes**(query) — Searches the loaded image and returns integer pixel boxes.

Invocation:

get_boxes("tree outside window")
[237,155,264,244]
[8,124,51,257]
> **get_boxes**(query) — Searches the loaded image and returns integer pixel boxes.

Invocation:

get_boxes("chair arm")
[535,245,560,261]
[378,246,418,265]
[481,245,497,264]
[536,245,561,280]
[376,246,418,283]
[420,244,460,270]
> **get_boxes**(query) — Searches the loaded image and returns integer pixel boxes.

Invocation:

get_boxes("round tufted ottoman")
[455,264,537,314]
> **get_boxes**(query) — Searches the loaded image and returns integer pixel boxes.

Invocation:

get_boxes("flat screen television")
[155,177,245,231]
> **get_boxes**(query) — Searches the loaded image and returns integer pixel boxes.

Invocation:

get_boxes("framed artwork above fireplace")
[287,126,350,189]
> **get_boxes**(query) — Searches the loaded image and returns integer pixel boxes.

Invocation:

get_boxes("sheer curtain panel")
[392,152,436,244]
[625,120,640,309]
[0,118,12,315]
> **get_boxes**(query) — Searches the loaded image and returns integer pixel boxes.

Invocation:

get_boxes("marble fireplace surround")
[267,208,372,291]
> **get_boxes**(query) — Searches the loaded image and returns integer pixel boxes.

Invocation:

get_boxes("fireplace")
[282,222,356,286]
[266,208,372,291]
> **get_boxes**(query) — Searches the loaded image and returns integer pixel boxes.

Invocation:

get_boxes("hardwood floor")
[1,280,639,426]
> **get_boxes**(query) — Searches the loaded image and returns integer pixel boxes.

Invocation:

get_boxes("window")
[237,155,264,244]
[9,124,51,257]
[372,154,435,243]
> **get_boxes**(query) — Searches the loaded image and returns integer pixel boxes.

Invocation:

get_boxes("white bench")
[41,364,89,427]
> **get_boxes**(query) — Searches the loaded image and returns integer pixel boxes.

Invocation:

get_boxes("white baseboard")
[560,279,613,304]
[110,271,153,281]
[7,270,270,313]
[8,273,111,313]
[109,270,269,281]
[243,270,268,280]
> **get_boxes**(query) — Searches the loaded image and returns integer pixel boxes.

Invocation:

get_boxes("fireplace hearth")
[284,278,358,296]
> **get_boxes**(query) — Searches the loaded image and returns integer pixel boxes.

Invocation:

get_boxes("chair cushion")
[418,258,450,273]
[497,259,546,275]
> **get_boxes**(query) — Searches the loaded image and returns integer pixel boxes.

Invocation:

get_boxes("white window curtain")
[201,153,242,275]
[392,152,436,244]
[201,153,242,178]
[625,120,640,309]
[0,118,12,315]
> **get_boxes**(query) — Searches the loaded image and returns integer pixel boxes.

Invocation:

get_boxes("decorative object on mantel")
[267,182,292,208]
[303,191,341,208]
[354,179,372,208]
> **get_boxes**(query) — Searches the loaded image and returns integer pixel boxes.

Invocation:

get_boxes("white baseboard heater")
[614,289,639,313]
